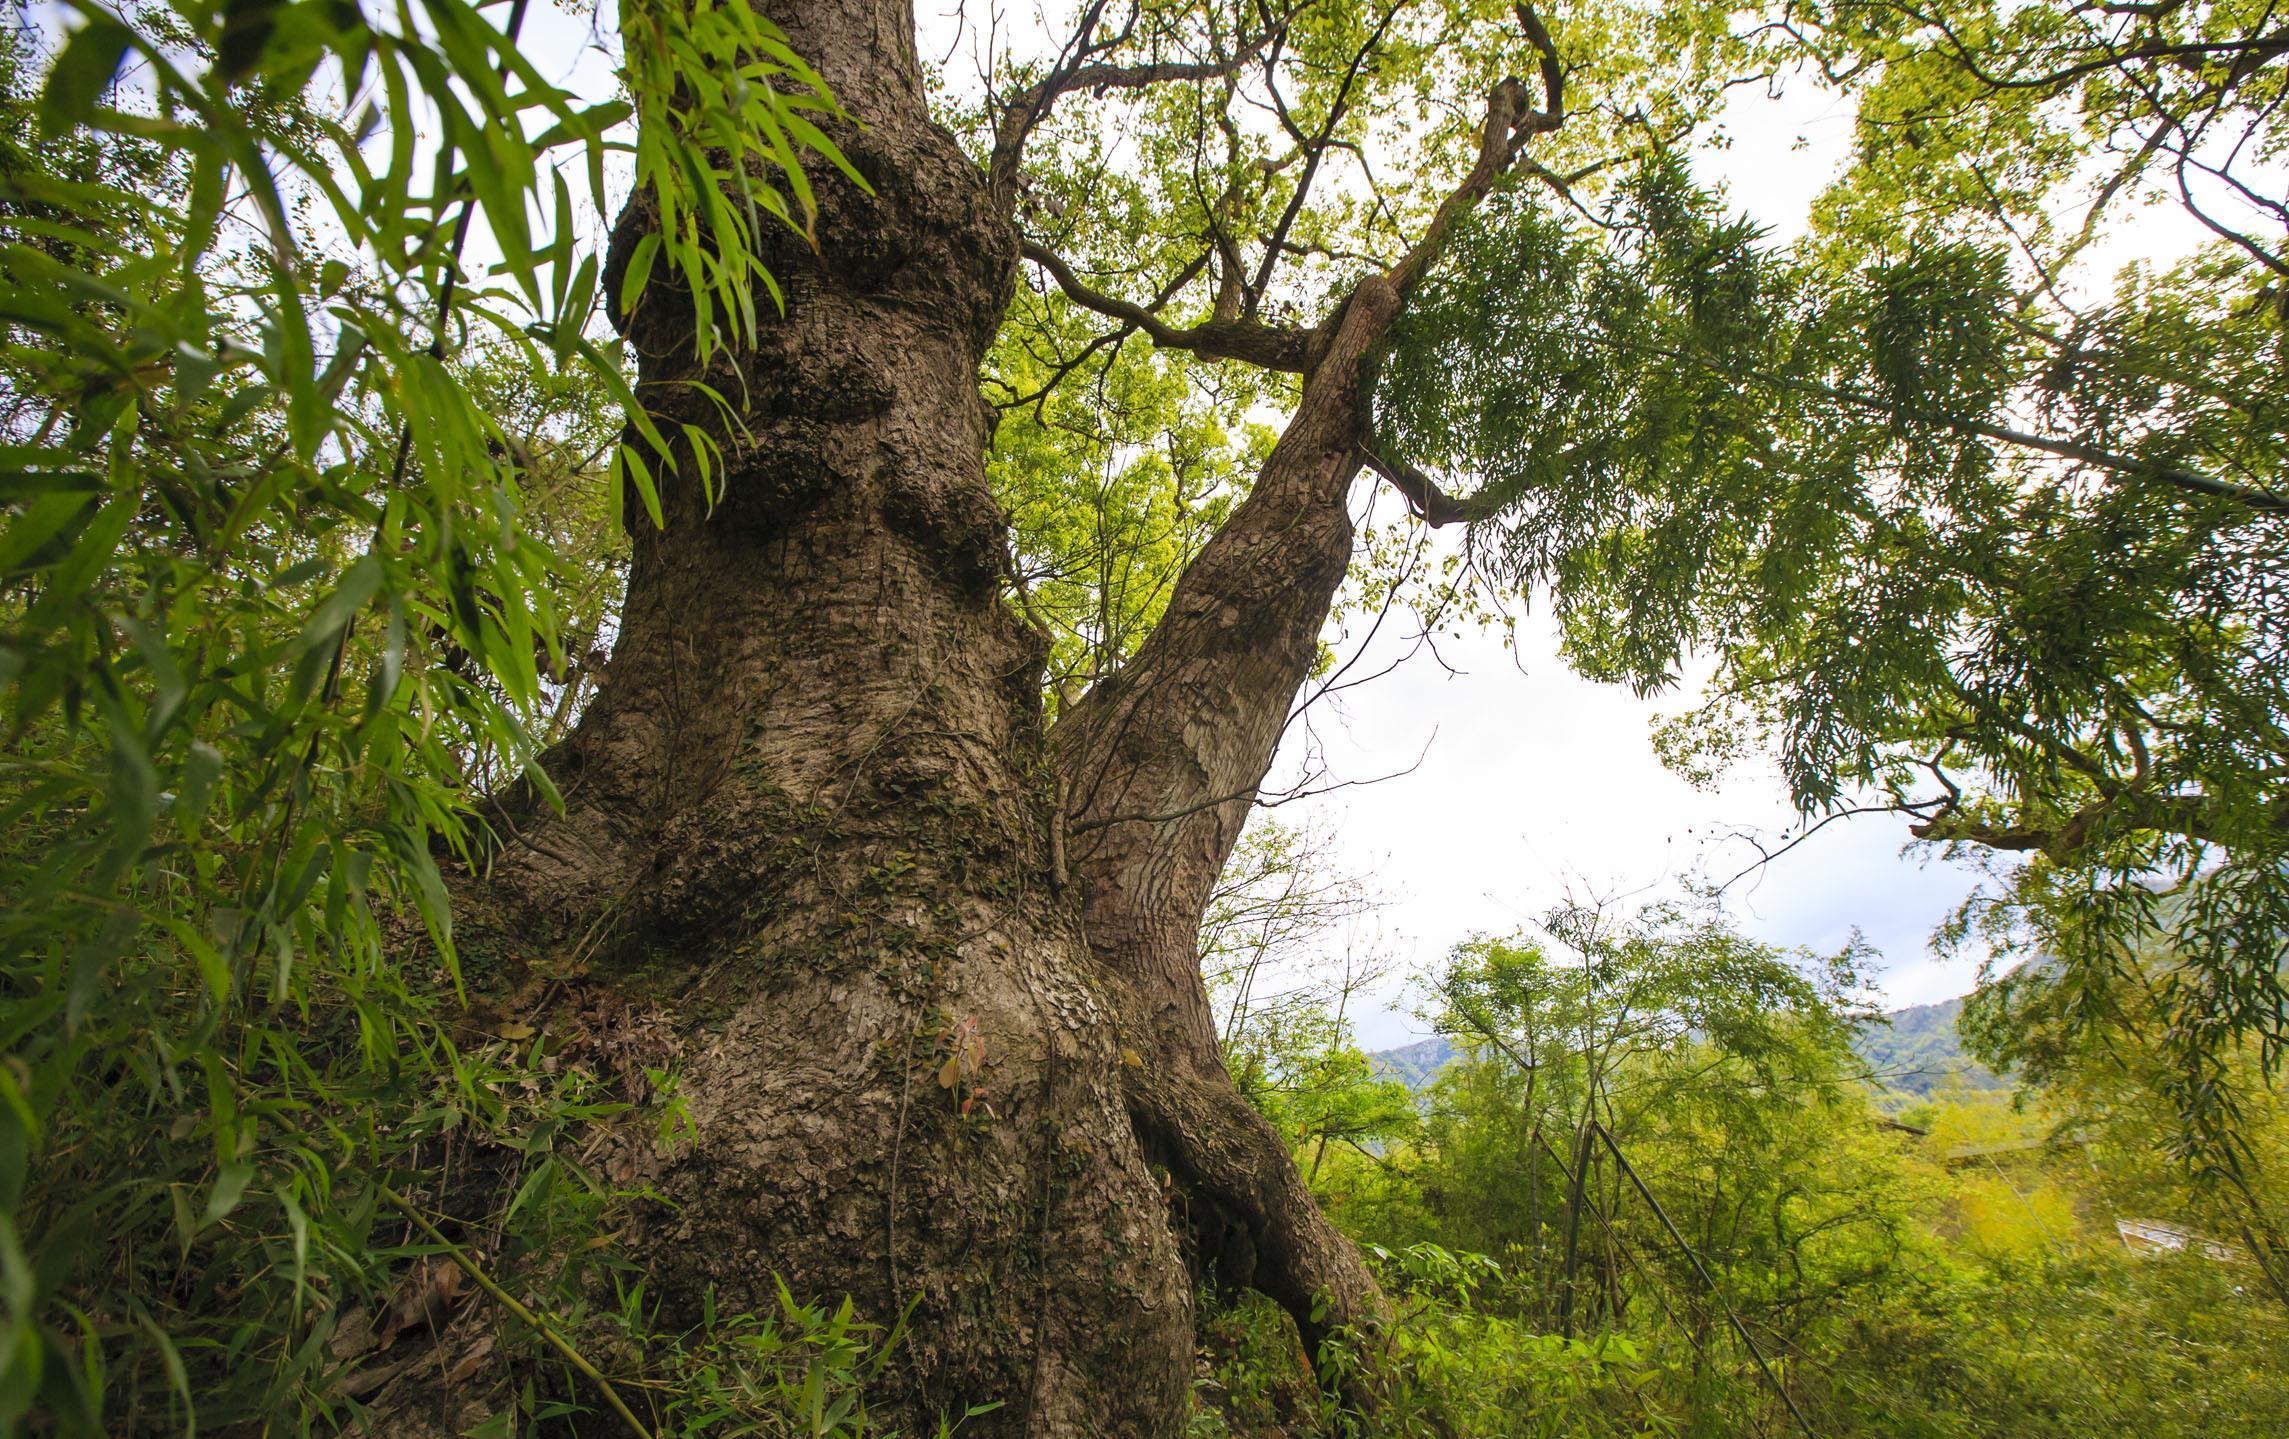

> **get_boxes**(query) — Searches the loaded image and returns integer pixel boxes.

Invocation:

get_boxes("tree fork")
[1037,28,1568,1351]
[1049,278,1405,1355]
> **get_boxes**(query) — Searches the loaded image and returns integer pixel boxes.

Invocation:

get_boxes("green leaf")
[0,490,96,580]
[617,230,661,318]
[202,1162,256,1228]
[287,554,384,659]
[38,16,135,133]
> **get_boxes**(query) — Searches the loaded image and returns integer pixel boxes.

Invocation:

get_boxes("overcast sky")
[1271,605,2001,1051]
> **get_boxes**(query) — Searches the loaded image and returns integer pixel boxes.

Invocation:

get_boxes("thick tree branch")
[1387,3,1563,300]
[1046,10,1578,818]
[1043,277,1405,1353]
[1356,442,1478,526]
[1346,6,1564,517]
[1911,789,2289,858]
[1021,238,1316,371]
[1025,9,1585,1359]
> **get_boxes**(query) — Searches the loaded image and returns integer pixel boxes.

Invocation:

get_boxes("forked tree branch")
[1021,238,1317,370]
[1389,3,1563,300]
[1245,0,1404,312]
[1024,6,1572,521]
[1355,2,1564,514]
[1030,6,1583,1366]
[1911,789,2288,858]
[1046,36,1582,843]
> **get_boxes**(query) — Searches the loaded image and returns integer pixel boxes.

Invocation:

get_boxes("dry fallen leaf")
[377,1258,466,1350]
[327,1303,376,1361]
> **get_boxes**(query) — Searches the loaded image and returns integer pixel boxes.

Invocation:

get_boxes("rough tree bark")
[456,1,1561,1433]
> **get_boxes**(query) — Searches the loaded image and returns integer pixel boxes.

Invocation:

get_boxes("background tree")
[1966,929,2289,1307]
[1410,903,1882,1330]
[1199,821,1414,1193]
[1239,910,2289,1439]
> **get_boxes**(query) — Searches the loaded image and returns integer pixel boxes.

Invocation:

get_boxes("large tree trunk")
[461,1,1388,1432]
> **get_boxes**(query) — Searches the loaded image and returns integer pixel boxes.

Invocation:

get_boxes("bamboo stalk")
[377,1185,656,1439]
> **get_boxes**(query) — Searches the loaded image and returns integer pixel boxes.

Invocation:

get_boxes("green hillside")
[1855,995,2006,1098]
[1369,1035,1458,1091]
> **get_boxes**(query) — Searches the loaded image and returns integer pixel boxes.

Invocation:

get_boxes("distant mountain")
[1853,995,2005,1099]
[1367,996,2004,1101]
[1370,1035,1456,1092]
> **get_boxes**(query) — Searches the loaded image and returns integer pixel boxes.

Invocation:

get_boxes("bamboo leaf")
[37,15,134,134]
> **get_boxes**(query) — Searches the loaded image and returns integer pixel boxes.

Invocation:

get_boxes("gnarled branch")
[1021,238,1316,371]
[1356,442,1478,526]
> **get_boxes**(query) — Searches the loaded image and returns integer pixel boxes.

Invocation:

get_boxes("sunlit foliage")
[1200,906,2289,1439]
[1373,80,2288,1174]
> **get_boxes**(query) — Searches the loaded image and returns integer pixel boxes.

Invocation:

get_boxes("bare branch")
[1339,6,1571,521]
[1067,737,1432,836]
[988,10,1282,212]
[1716,802,1942,890]
[1246,0,1404,310]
